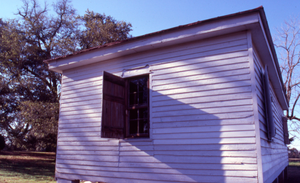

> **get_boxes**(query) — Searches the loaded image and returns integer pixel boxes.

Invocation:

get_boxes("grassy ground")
[0,151,56,183]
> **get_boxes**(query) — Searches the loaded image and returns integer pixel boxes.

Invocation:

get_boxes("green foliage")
[0,0,132,151]
[8,101,59,151]
[77,10,132,49]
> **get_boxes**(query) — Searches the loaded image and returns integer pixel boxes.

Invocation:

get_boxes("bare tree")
[274,18,300,139]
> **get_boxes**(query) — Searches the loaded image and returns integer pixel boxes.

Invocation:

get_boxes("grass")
[0,151,56,183]
[289,158,300,166]
[289,161,300,166]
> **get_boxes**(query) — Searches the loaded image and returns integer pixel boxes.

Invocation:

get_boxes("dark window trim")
[282,116,290,144]
[263,65,276,142]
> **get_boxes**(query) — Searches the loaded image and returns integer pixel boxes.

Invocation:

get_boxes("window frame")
[101,71,150,139]
[262,65,276,141]
[125,74,150,138]
[282,116,290,144]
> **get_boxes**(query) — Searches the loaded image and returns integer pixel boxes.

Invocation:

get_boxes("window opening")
[263,65,275,141]
[127,76,149,137]
[101,71,149,139]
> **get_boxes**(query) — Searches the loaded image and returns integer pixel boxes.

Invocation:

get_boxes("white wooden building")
[45,7,290,183]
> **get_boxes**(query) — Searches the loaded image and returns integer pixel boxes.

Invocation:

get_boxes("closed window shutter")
[101,71,125,138]
[282,116,290,144]
[263,65,276,141]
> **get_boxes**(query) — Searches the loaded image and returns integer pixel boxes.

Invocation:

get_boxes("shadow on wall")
[119,89,256,182]
[55,90,256,182]
[54,49,257,182]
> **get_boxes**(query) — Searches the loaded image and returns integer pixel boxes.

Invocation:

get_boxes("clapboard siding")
[152,98,253,112]
[56,172,258,183]
[153,117,254,129]
[62,34,248,82]
[253,48,288,183]
[56,164,257,177]
[55,32,259,182]
[152,131,256,139]
[118,163,257,171]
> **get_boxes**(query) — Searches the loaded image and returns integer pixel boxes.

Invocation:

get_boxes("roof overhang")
[44,7,288,110]
[45,12,260,72]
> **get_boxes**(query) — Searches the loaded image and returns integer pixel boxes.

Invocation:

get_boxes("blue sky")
[1,0,300,149]
[1,0,299,37]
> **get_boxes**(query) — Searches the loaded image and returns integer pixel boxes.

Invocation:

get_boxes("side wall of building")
[253,47,288,183]
[56,32,258,183]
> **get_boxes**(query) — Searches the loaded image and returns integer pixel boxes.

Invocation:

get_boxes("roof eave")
[44,7,288,110]
[255,9,289,110]
[46,12,260,72]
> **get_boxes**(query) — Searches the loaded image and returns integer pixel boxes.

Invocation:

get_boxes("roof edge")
[256,8,289,109]
[44,6,264,64]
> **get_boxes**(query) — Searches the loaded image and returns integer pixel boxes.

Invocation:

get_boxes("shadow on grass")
[286,166,300,183]
[0,151,55,181]
[287,159,300,183]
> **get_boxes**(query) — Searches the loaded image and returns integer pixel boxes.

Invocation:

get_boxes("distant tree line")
[289,148,300,158]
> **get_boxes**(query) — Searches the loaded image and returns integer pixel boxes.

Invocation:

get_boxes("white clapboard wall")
[56,32,258,183]
[253,48,288,183]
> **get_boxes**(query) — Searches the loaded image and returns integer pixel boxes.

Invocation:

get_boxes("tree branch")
[291,93,300,118]
[23,66,57,96]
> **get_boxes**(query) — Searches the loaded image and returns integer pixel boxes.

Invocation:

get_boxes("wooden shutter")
[282,116,290,144]
[101,71,125,138]
[263,65,276,141]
